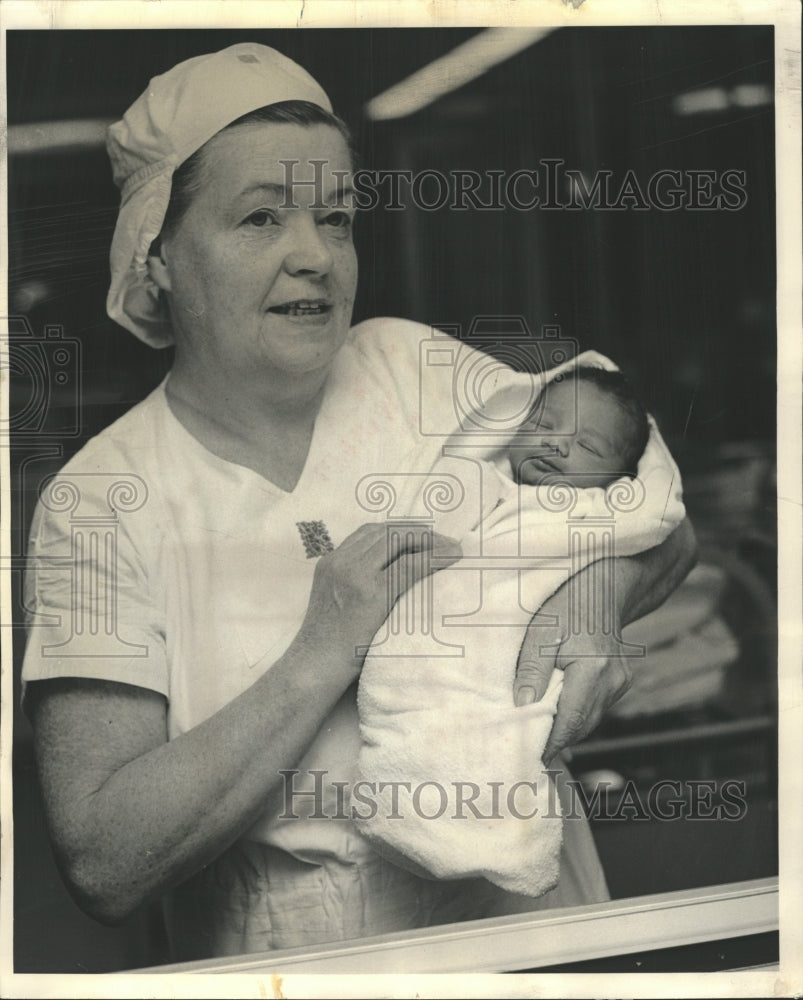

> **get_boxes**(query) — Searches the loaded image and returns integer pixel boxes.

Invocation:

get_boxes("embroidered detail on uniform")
[297,520,335,558]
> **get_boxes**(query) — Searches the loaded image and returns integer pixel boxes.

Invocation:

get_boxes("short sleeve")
[21,470,169,704]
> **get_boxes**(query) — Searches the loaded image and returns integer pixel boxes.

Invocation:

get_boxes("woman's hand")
[299,522,463,677]
[514,517,697,763]
[515,614,634,765]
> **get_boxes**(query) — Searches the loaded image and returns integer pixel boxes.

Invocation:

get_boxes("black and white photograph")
[1,1,800,996]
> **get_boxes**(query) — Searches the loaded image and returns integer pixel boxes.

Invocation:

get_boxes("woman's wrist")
[285,617,362,693]
[618,517,697,626]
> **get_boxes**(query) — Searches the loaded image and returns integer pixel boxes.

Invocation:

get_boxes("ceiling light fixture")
[365,27,553,121]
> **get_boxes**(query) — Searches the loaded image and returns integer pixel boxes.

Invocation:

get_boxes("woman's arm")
[514,516,698,763]
[29,524,460,925]
[30,641,350,926]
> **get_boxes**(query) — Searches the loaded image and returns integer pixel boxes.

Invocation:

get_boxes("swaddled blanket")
[355,356,685,898]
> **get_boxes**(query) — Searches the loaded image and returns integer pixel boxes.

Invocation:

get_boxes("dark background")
[7,27,776,443]
[7,27,777,972]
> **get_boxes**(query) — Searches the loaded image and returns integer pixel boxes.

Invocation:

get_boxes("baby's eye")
[579,441,601,456]
[244,209,277,228]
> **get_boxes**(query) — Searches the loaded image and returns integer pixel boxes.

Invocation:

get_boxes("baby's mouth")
[269,299,331,316]
[528,452,559,471]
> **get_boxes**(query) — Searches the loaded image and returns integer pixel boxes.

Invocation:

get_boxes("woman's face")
[154,123,358,385]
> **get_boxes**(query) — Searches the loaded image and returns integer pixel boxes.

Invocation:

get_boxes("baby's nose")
[543,435,569,458]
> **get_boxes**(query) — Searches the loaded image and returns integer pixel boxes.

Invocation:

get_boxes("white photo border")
[1,2,800,997]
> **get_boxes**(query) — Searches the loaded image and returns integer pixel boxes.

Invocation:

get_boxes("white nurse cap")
[106,43,333,347]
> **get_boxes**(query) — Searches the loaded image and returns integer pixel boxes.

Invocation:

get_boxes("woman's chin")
[256,324,350,375]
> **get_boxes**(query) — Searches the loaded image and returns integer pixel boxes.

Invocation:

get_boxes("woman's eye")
[322,211,353,230]
[244,209,277,228]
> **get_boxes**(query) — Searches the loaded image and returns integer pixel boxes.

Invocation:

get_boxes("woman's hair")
[561,366,651,476]
[152,100,354,250]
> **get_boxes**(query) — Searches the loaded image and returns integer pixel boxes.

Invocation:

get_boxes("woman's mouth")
[268,299,332,317]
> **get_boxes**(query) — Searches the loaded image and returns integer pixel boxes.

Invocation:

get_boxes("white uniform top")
[23,316,677,870]
[21,318,523,860]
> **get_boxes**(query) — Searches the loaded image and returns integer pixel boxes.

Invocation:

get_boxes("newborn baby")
[355,363,683,898]
[507,366,649,489]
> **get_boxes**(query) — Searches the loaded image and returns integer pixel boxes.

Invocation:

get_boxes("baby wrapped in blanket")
[355,360,686,897]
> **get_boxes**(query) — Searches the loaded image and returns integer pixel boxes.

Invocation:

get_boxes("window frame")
[140,876,778,974]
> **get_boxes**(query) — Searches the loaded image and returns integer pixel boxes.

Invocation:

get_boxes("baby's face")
[508,379,637,488]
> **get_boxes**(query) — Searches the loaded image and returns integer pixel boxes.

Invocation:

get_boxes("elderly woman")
[23,43,696,961]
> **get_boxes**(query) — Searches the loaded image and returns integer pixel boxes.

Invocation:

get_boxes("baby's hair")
[552,366,650,477]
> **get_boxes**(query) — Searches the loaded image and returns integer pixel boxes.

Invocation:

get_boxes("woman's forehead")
[195,122,353,203]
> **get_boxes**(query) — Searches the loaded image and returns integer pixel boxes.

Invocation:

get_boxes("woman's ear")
[147,243,173,293]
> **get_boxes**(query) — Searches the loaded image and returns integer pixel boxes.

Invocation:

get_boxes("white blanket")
[355,356,685,897]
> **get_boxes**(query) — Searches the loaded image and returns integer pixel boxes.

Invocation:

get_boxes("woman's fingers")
[515,597,636,768]
[542,651,633,765]
[514,617,564,706]
[542,660,607,765]
[514,662,554,707]
[386,532,462,601]
[383,526,461,564]
[337,523,459,572]
[306,524,462,661]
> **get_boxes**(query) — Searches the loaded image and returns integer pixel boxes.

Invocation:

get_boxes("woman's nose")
[283,220,334,277]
